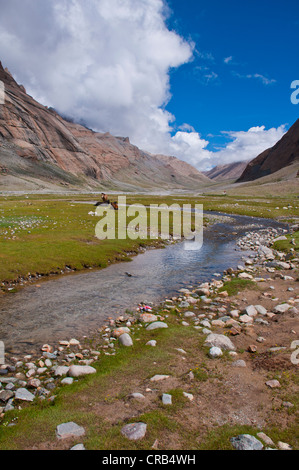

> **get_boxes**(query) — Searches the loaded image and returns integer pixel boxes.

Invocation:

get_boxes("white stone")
[204,333,236,351]
[54,366,70,377]
[121,422,147,441]
[15,388,35,402]
[146,321,168,331]
[129,393,145,400]
[56,422,85,439]
[258,246,275,260]
[68,365,96,378]
[61,377,74,385]
[255,305,267,315]
[184,311,195,318]
[183,392,194,401]
[230,310,240,318]
[150,374,170,382]
[239,314,254,323]
[244,305,258,317]
[162,393,172,405]
[277,441,292,450]
[273,303,291,314]
[118,333,133,347]
[257,432,275,447]
[238,272,253,279]
[209,346,223,358]
[70,444,86,450]
[69,339,80,346]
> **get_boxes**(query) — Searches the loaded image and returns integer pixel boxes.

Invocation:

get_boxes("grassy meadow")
[0,192,298,287]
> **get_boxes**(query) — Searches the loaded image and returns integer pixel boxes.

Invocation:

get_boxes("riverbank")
[0,192,298,292]
[0,222,298,450]
[0,197,228,294]
[0,211,286,355]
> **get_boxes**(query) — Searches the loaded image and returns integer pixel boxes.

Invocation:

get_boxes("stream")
[0,211,287,355]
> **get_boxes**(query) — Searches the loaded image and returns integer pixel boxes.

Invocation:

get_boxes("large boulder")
[146,321,168,331]
[204,333,236,351]
[68,365,96,378]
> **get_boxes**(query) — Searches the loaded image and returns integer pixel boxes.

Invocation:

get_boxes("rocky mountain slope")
[204,160,249,181]
[237,119,299,183]
[0,61,210,191]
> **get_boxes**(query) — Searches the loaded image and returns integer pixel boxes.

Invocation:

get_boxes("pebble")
[239,314,254,324]
[162,393,172,405]
[70,444,86,450]
[238,273,253,279]
[257,432,275,447]
[273,304,291,314]
[243,305,258,317]
[230,434,264,450]
[61,377,74,385]
[118,333,133,347]
[150,374,170,382]
[277,441,292,450]
[121,422,147,441]
[0,390,14,402]
[112,327,131,338]
[204,333,236,351]
[129,393,145,400]
[265,379,281,389]
[209,346,223,358]
[68,365,97,378]
[14,388,35,402]
[176,348,187,355]
[56,422,85,440]
[183,392,194,401]
[139,313,158,323]
[254,305,267,315]
[54,366,70,377]
[231,360,246,368]
[146,321,168,331]
[184,311,195,318]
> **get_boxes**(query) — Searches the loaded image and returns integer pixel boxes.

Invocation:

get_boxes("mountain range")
[203,160,250,181]
[0,61,209,192]
[0,60,298,192]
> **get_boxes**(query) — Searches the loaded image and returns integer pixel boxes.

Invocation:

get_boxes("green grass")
[0,192,298,286]
[0,300,298,450]
[0,311,200,450]
[0,198,167,285]
[272,230,299,253]
[219,278,257,296]
[0,194,210,285]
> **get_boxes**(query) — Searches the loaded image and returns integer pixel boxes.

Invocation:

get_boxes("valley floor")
[0,220,298,451]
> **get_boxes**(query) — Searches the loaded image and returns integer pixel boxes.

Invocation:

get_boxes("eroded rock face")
[237,118,299,183]
[0,61,209,190]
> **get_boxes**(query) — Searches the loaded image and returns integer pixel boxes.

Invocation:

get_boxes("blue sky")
[165,0,299,151]
[0,0,298,170]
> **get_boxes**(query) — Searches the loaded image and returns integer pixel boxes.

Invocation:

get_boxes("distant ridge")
[237,119,299,183]
[204,160,249,181]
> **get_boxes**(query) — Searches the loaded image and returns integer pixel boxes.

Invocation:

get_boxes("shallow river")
[0,212,286,354]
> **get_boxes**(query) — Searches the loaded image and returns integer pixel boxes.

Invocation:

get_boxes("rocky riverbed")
[0,222,298,450]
